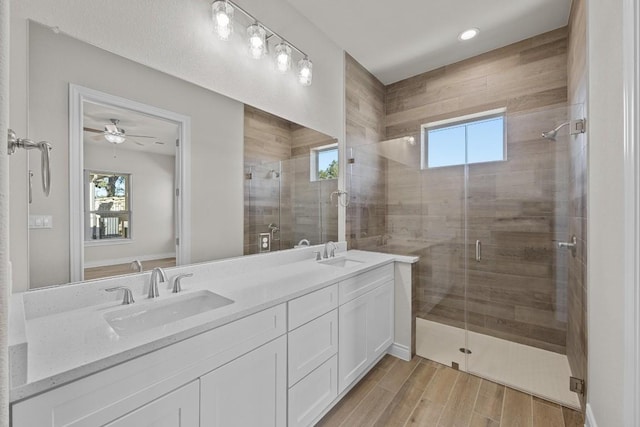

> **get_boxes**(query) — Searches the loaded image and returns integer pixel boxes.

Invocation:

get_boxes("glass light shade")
[104,133,126,144]
[274,43,292,72]
[298,57,313,86]
[212,1,234,40]
[247,24,267,59]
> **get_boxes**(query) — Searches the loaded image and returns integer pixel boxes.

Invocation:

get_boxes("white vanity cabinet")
[287,285,339,427]
[105,381,200,427]
[338,264,394,393]
[200,335,287,427]
[11,304,286,427]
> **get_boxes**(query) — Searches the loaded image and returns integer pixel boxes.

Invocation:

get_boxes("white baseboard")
[84,252,175,268]
[387,343,411,361]
[585,404,597,427]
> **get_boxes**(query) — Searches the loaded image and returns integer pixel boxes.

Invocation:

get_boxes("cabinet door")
[200,335,287,427]
[105,381,199,427]
[338,294,369,394]
[368,281,394,360]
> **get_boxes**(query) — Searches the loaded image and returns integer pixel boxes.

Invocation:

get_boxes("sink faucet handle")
[106,286,135,305]
[172,273,193,293]
[313,251,322,261]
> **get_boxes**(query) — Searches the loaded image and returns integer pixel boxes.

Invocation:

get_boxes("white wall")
[9,0,346,292]
[587,0,625,425]
[82,146,175,267]
[18,22,245,291]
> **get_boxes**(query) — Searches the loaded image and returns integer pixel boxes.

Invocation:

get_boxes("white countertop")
[9,247,418,402]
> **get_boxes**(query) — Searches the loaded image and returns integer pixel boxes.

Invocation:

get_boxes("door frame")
[69,84,191,282]
[622,0,640,425]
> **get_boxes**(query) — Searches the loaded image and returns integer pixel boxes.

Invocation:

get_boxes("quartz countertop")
[9,247,418,402]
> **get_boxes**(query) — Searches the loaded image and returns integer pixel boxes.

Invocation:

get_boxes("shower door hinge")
[175,188,180,197]
[569,376,585,395]
[176,138,180,147]
[245,173,252,180]
[570,119,586,135]
[176,237,180,246]
[348,158,355,164]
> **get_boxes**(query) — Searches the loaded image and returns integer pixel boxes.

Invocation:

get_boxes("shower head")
[541,121,569,141]
[541,119,586,141]
[269,169,280,178]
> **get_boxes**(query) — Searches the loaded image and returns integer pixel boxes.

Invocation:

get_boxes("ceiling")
[83,103,178,156]
[284,0,572,84]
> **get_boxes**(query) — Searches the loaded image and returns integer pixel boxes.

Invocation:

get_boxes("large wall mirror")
[25,21,337,290]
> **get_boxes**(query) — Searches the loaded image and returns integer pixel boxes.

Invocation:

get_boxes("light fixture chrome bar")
[221,0,308,58]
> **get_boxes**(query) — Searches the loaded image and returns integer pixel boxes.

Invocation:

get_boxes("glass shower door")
[465,104,582,408]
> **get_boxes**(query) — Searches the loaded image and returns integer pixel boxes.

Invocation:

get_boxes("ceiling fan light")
[247,23,267,59]
[298,57,312,86]
[275,43,292,72]
[212,0,234,41]
[104,133,126,144]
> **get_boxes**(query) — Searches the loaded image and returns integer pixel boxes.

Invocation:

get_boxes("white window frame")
[310,142,339,181]
[84,170,133,245]
[420,107,507,170]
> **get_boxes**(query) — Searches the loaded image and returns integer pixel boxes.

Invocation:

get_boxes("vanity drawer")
[288,355,338,427]
[288,284,338,330]
[339,263,394,304]
[288,309,338,386]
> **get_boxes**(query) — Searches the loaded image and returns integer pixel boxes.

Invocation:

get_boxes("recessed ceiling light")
[458,28,479,41]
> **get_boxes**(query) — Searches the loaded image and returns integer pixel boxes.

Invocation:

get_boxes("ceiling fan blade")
[83,127,103,134]
[128,134,157,138]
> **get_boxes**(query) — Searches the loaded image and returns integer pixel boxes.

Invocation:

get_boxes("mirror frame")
[69,84,191,282]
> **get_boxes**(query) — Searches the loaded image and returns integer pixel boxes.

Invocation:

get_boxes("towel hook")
[8,129,52,197]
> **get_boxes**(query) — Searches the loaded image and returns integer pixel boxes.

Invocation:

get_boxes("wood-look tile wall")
[344,54,388,251]
[384,29,570,352]
[244,105,338,255]
[567,0,588,408]
[346,29,577,353]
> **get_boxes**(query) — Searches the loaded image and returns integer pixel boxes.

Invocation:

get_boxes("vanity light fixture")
[247,23,267,59]
[458,28,480,41]
[212,0,234,40]
[275,43,292,72]
[210,0,313,86]
[298,57,312,86]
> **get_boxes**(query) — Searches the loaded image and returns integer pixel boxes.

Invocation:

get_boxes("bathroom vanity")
[8,245,417,426]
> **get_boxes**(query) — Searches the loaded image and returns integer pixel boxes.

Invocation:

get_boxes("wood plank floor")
[317,355,584,427]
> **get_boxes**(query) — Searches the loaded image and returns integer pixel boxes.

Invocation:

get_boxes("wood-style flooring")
[317,355,584,427]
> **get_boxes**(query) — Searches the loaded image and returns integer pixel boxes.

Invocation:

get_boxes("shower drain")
[459,347,472,354]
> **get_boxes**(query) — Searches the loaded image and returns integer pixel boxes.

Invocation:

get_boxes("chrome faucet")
[323,241,338,259]
[148,267,167,298]
[297,238,310,247]
[172,273,193,293]
[130,259,143,272]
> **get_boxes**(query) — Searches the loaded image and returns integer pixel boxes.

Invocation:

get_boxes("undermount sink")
[318,256,365,268]
[105,290,233,337]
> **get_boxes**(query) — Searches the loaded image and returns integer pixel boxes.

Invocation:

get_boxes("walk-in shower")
[347,104,587,409]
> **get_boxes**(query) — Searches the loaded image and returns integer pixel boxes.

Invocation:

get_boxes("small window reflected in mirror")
[85,171,132,241]
[311,144,338,181]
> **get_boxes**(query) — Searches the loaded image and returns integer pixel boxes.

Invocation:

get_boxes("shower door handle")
[475,240,482,262]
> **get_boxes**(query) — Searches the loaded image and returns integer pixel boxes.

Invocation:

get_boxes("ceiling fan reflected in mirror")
[83,118,162,147]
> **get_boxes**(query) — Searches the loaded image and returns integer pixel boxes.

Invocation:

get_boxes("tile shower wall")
[244,105,338,255]
[567,0,587,408]
[347,28,573,353]
[345,54,387,251]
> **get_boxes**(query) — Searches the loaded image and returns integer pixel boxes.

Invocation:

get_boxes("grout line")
[336,367,386,427]
[530,393,534,427]
[401,360,442,427]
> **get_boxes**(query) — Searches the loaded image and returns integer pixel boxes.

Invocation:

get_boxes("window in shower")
[311,143,338,181]
[421,109,506,169]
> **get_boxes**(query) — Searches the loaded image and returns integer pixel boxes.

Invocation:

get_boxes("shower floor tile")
[416,318,581,409]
